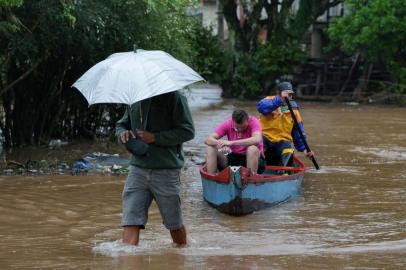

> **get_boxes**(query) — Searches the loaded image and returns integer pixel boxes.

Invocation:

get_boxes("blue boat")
[199,157,306,215]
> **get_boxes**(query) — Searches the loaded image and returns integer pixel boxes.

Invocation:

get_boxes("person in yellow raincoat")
[256,82,314,166]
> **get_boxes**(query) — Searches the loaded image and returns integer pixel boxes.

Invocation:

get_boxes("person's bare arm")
[219,131,262,147]
[204,133,222,147]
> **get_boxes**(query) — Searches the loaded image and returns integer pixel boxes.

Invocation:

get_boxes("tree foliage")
[0,0,22,8]
[187,24,232,83]
[219,0,342,98]
[0,0,225,147]
[327,0,406,88]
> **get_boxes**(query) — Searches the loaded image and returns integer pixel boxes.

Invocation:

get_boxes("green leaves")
[327,0,406,83]
[0,0,23,8]
[219,0,322,97]
[230,41,305,98]
[0,0,214,146]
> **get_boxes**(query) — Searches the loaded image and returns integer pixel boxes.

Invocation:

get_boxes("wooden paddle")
[284,97,320,170]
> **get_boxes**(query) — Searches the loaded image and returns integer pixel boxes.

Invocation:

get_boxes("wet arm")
[204,133,222,146]
[228,131,262,147]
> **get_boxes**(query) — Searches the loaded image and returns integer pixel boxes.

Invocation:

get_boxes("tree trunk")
[0,53,49,97]
[339,53,360,97]
[353,63,373,101]
[2,92,13,149]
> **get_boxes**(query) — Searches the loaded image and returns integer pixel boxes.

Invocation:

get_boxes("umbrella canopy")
[72,49,204,105]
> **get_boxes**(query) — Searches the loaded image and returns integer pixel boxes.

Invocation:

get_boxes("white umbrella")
[72,49,204,105]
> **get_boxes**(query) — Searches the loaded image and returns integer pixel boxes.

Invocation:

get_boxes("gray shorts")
[122,165,183,230]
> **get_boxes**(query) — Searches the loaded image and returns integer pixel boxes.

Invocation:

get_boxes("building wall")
[201,1,229,38]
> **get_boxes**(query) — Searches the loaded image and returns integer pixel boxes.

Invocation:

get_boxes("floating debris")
[48,139,69,148]
[1,151,198,176]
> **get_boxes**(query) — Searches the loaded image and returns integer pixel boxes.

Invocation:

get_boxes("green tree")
[0,0,22,8]
[219,0,342,98]
[328,0,406,91]
[0,0,212,147]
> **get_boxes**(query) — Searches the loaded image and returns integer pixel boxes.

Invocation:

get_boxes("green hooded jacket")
[115,91,195,169]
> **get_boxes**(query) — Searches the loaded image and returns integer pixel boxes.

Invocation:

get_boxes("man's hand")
[217,139,232,148]
[280,90,293,99]
[304,149,314,159]
[136,130,155,144]
[120,130,135,143]
[219,146,232,155]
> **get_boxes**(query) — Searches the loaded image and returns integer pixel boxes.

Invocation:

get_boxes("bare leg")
[170,226,187,247]
[246,145,260,174]
[206,145,218,174]
[217,151,228,171]
[123,225,141,245]
[206,145,228,174]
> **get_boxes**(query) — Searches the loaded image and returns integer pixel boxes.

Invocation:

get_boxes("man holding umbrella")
[116,91,194,247]
[73,49,203,247]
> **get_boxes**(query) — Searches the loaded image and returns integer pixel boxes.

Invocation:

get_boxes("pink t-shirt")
[215,116,264,156]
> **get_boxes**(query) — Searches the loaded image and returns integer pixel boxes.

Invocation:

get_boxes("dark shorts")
[122,166,183,230]
[219,153,265,174]
[227,152,247,167]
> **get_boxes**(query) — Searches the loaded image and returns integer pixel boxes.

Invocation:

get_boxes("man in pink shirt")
[204,109,264,174]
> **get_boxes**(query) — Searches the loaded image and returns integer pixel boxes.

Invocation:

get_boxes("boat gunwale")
[199,156,306,184]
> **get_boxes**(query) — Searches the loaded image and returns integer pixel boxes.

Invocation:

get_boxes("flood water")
[1,86,406,269]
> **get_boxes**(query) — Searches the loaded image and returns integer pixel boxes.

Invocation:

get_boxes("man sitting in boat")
[204,109,265,175]
[256,81,314,167]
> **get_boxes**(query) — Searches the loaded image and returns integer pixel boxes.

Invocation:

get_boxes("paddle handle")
[284,97,320,170]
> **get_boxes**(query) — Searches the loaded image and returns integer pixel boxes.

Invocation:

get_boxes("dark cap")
[277,82,294,93]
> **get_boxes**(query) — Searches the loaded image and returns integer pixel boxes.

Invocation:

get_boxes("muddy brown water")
[1,87,406,269]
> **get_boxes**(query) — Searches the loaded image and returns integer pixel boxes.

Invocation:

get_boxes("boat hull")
[200,157,305,215]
